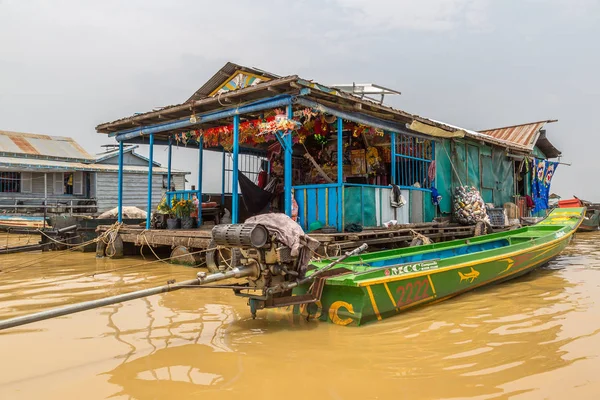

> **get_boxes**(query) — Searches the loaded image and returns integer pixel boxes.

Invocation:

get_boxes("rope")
[0,223,123,274]
[139,231,169,264]
[443,142,464,187]
[409,229,432,245]
[89,246,220,277]
[216,245,233,270]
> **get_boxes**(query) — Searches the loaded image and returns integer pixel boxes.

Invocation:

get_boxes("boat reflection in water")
[105,268,586,400]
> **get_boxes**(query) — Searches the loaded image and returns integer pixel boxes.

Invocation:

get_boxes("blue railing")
[293,183,412,232]
[393,134,435,189]
[166,190,200,204]
[294,183,340,231]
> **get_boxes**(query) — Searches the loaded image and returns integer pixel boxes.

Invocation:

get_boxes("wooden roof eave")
[96,76,300,134]
[295,79,466,135]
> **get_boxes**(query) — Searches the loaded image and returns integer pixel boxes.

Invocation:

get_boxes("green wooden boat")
[294,207,585,326]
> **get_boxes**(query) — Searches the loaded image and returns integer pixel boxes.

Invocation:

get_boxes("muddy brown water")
[1,233,600,399]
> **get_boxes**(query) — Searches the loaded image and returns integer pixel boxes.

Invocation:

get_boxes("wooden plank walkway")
[97,222,476,257]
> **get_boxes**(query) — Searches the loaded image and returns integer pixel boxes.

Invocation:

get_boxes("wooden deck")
[309,223,475,254]
[97,222,476,258]
[97,225,214,249]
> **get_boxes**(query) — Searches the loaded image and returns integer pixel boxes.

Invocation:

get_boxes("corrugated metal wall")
[0,172,89,200]
[435,139,515,213]
[95,172,185,212]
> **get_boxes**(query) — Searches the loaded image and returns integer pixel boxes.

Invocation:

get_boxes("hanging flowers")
[171,107,334,149]
[258,114,302,137]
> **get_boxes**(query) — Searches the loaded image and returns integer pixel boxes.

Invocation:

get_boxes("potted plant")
[165,195,181,229]
[155,196,173,229]
[172,197,195,229]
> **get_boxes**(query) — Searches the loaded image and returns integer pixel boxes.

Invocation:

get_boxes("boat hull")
[0,215,50,231]
[297,208,584,326]
[577,210,600,232]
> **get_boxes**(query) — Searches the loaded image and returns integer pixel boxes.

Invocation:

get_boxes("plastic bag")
[453,186,490,225]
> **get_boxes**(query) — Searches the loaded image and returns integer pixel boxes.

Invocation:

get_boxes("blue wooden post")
[197,136,203,227]
[232,115,240,224]
[284,106,293,216]
[221,148,226,207]
[117,141,124,223]
[390,131,396,185]
[146,133,154,229]
[337,117,343,231]
[167,135,172,205]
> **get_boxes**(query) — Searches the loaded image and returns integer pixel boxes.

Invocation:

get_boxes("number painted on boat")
[328,301,356,326]
[395,278,431,308]
[387,261,438,276]
[555,231,566,239]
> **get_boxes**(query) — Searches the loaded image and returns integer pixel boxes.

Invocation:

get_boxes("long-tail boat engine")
[210,223,301,290]
[201,218,368,318]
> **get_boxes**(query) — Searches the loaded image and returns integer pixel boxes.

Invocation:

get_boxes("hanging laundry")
[531,158,558,214]
[428,160,436,183]
[389,184,406,208]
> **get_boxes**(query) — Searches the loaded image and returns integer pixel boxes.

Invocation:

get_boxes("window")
[53,171,83,195]
[0,172,21,192]
[394,135,435,189]
[64,172,74,194]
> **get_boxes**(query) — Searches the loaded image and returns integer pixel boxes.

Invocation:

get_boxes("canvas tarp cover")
[408,121,465,139]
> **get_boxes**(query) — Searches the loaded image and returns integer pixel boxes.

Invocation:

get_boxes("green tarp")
[435,139,515,213]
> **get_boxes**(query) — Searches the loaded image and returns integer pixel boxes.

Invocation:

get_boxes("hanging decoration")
[352,124,384,138]
[365,147,382,175]
[531,158,558,214]
[258,112,302,137]
[172,108,330,149]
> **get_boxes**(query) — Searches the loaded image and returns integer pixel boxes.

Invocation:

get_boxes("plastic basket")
[487,208,506,227]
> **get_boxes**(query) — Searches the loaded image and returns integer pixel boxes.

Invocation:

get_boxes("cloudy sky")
[1,0,599,197]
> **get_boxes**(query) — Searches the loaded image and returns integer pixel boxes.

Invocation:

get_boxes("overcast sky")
[1,0,599,197]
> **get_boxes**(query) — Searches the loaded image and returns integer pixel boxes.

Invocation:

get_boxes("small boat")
[559,197,600,232]
[578,209,600,232]
[0,215,51,231]
[294,207,584,326]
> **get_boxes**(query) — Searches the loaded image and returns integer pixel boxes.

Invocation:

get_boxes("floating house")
[95,62,561,232]
[0,130,187,214]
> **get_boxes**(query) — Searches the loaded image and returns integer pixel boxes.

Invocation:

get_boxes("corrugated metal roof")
[94,145,138,162]
[479,120,557,150]
[0,156,188,174]
[0,130,93,161]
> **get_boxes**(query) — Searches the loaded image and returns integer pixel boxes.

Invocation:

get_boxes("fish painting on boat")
[294,207,584,326]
